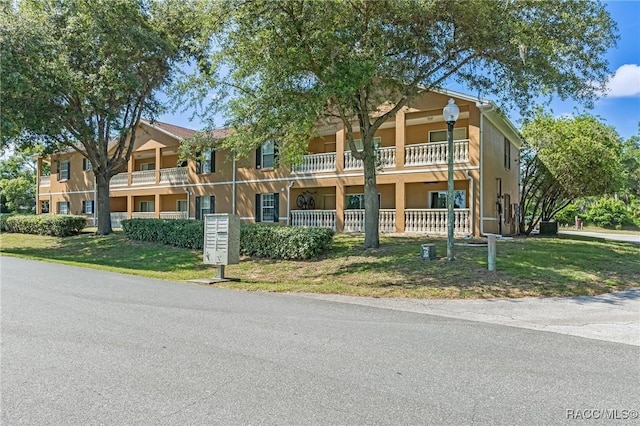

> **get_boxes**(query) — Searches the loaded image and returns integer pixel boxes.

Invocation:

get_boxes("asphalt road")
[2,257,639,425]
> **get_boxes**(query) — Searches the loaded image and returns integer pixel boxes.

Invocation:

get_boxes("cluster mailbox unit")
[203,214,241,280]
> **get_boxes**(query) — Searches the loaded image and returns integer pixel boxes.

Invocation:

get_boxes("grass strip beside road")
[1,232,638,299]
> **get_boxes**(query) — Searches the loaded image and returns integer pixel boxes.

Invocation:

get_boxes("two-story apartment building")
[36,90,522,236]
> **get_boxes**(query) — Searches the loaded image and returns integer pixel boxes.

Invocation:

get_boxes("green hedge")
[121,219,204,249]
[2,214,86,237]
[240,224,334,260]
[121,219,334,260]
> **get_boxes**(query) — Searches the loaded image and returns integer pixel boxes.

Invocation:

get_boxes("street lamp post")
[443,99,459,261]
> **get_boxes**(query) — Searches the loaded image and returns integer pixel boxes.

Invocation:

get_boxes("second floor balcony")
[110,166,188,188]
[292,139,469,174]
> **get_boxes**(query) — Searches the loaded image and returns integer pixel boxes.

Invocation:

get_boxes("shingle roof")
[144,120,197,139]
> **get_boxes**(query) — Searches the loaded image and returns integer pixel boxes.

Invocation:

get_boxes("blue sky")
[158,0,640,140]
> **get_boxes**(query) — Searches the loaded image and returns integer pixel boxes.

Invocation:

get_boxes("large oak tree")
[188,0,617,248]
[1,0,207,234]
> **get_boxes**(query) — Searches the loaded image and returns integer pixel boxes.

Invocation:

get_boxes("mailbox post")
[203,214,240,281]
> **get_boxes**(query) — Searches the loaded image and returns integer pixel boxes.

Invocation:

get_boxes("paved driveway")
[2,256,639,425]
[559,230,640,244]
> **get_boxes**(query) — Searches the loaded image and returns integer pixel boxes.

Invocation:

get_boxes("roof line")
[139,119,192,141]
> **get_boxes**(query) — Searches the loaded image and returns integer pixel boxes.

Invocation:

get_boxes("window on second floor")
[82,158,93,171]
[429,128,467,143]
[196,148,215,174]
[504,137,511,170]
[140,162,155,171]
[349,137,381,152]
[57,160,70,181]
[256,141,278,169]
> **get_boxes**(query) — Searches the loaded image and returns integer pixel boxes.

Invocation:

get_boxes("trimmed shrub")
[585,197,629,228]
[121,219,334,260]
[240,224,334,260]
[0,213,15,232]
[3,214,86,237]
[121,219,204,249]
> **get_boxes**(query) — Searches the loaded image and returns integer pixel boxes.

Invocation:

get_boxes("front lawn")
[1,231,638,298]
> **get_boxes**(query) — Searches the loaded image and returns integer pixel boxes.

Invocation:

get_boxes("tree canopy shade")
[185,0,618,248]
[519,111,623,234]
[1,0,208,234]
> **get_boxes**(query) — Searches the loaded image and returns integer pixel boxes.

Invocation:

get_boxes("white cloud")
[603,64,640,98]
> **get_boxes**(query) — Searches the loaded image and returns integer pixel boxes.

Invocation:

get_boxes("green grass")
[1,231,638,299]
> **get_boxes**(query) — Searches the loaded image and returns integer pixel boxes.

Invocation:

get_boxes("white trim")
[482,217,498,221]
[40,190,95,196]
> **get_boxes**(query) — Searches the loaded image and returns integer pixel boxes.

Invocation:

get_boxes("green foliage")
[1,0,208,233]
[3,215,86,237]
[0,148,38,213]
[240,224,335,260]
[585,198,630,228]
[555,204,579,226]
[0,213,15,231]
[620,130,640,198]
[121,219,335,260]
[121,219,204,250]
[519,110,623,234]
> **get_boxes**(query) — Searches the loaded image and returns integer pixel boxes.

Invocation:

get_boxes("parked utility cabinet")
[203,214,240,266]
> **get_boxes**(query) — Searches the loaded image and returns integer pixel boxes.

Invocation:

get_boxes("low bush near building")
[240,224,335,260]
[121,219,334,260]
[2,214,86,237]
[121,219,204,249]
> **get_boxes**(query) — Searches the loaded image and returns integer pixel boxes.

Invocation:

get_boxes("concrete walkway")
[299,289,640,346]
[559,229,640,244]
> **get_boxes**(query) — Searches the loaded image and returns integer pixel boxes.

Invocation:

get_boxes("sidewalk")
[299,289,640,346]
[559,229,640,244]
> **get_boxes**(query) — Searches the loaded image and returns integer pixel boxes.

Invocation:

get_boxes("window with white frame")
[429,190,466,209]
[261,141,275,169]
[177,200,188,212]
[140,162,155,171]
[196,148,214,174]
[261,193,275,222]
[82,200,94,214]
[41,200,50,214]
[345,193,381,209]
[82,158,92,171]
[56,201,70,214]
[140,201,154,212]
[429,128,467,143]
[57,160,70,180]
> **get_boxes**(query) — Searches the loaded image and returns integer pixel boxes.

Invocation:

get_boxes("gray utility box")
[203,214,240,265]
[421,244,436,260]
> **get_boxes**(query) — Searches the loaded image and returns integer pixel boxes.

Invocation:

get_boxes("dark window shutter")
[82,158,87,171]
[255,146,262,169]
[195,196,201,220]
[56,162,61,181]
[273,193,279,222]
[66,161,70,179]
[90,200,94,214]
[195,151,202,174]
[210,196,215,213]
[210,149,216,173]
[255,194,261,222]
[274,142,280,168]
[82,200,86,213]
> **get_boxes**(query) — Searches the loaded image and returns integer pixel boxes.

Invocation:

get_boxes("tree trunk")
[95,172,113,235]
[363,146,379,249]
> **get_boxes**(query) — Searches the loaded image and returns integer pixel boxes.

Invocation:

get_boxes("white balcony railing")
[159,211,188,220]
[159,167,188,184]
[110,212,127,228]
[292,153,336,174]
[39,176,51,187]
[344,209,396,233]
[405,140,469,166]
[131,212,157,219]
[404,209,470,235]
[344,147,396,170]
[110,173,128,187]
[290,210,336,229]
[131,170,156,185]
